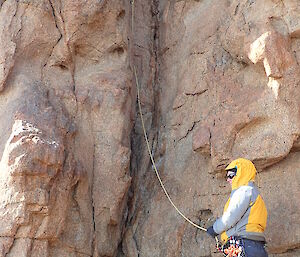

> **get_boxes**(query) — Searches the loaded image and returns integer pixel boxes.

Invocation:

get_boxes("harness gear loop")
[217,236,246,257]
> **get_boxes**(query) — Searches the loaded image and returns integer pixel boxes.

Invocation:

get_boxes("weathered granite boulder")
[0,0,132,256]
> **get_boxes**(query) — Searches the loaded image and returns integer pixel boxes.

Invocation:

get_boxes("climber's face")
[225,158,257,190]
[226,168,237,185]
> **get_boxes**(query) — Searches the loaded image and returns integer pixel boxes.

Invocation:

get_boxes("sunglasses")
[226,167,237,180]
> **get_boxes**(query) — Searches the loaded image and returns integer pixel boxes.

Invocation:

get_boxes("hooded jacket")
[213,158,268,243]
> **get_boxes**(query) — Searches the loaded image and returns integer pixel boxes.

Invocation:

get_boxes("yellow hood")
[225,158,256,190]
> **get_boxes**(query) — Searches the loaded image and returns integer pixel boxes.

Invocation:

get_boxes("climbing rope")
[134,67,207,232]
[131,1,221,249]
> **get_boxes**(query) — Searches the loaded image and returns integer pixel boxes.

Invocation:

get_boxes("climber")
[206,158,268,257]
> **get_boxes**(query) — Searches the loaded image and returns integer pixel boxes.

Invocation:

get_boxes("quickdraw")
[217,237,246,257]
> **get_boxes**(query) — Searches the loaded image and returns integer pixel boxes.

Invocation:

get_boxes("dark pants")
[242,238,268,257]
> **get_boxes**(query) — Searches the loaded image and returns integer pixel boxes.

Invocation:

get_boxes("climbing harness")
[217,237,246,257]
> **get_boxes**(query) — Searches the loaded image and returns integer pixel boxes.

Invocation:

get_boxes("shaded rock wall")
[0,0,299,257]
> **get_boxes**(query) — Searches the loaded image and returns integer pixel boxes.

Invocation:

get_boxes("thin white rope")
[134,67,207,232]
[131,2,220,245]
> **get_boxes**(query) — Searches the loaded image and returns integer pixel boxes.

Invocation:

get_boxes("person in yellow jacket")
[206,158,268,257]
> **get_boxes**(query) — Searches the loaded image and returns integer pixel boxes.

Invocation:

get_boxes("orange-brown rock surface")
[0,0,299,256]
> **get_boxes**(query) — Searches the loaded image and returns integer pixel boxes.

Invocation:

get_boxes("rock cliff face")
[0,0,299,256]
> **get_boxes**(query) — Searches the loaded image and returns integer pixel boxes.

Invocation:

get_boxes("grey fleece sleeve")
[213,186,252,234]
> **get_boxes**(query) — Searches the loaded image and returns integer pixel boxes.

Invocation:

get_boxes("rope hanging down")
[134,67,207,232]
[131,2,222,243]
